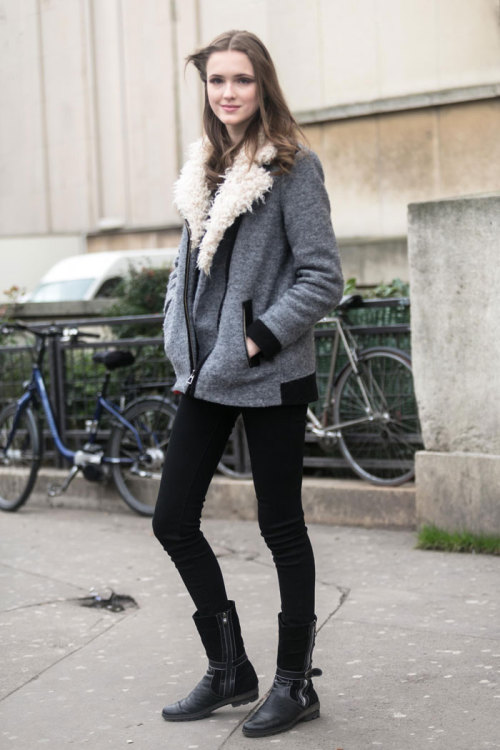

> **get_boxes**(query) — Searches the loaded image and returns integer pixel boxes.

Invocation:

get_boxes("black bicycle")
[217,296,423,485]
[0,322,176,515]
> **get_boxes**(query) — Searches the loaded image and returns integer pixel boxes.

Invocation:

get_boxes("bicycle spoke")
[110,398,177,516]
[0,405,40,511]
[218,415,252,479]
[334,350,423,485]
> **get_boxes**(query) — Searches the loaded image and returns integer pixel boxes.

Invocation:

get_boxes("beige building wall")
[1,0,499,296]
[199,0,500,112]
[306,98,500,237]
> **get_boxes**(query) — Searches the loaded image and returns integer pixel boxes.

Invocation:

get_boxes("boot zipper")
[220,609,233,662]
[303,620,316,672]
[298,622,317,706]
[218,609,235,698]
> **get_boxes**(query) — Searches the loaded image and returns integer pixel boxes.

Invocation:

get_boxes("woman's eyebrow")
[208,72,255,78]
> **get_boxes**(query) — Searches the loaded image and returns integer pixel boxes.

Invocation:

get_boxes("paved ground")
[1,505,499,750]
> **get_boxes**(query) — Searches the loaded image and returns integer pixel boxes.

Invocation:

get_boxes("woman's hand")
[246,337,261,358]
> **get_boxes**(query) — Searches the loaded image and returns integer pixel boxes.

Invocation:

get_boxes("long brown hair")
[186,30,305,190]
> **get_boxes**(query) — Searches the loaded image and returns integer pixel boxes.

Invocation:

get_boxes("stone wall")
[408,193,500,534]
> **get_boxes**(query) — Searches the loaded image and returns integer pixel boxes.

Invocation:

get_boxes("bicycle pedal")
[47,465,80,497]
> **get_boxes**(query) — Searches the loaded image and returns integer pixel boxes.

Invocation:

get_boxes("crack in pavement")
[318,585,351,633]
[216,546,348,591]
[0,561,90,594]
[214,544,259,561]
[0,609,134,704]
[3,598,76,614]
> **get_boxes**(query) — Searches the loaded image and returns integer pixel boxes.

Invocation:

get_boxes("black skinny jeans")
[152,394,315,625]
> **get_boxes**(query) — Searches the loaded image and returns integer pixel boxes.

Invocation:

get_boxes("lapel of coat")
[173,138,277,275]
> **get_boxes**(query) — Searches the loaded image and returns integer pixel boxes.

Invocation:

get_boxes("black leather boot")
[242,614,322,738]
[162,601,258,721]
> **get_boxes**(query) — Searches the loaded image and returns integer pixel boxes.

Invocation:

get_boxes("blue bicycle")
[0,322,176,515]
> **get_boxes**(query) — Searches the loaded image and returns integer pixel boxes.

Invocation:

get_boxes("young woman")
[152,30,343,738]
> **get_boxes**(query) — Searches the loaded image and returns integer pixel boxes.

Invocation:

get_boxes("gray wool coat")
[163,138,343,407]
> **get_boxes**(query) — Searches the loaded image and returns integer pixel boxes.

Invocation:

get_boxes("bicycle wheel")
[217,414,252,479]
[333,348,423,486]
[109,396,177,516]
[0,403,41,511]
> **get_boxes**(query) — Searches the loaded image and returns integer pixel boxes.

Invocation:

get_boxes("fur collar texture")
[173,137,277,274]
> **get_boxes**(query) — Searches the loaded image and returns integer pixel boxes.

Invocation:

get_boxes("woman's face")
[206,50,260,144]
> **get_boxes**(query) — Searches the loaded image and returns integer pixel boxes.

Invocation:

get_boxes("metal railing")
[0,301,412,474]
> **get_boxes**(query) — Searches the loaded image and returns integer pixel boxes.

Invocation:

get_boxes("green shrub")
[343,277,410,299]
[107,265,171,338]
[0,285,27,345]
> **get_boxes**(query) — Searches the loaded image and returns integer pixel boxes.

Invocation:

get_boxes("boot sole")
[162,690,259,722]
[242,702,320,737]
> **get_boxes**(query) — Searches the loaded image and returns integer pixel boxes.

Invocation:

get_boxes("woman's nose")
[222,82,235,99]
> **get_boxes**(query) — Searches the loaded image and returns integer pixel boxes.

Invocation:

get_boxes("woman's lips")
[221,105,240,111]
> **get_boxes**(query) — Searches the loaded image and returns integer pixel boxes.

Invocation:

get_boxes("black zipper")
[187,352,208,394]
[183,221,196,388]
[221,611,230,657]
[298,624,316,705]
[185,217,242,396]
[188,224,238,395]
[218,608,235,696]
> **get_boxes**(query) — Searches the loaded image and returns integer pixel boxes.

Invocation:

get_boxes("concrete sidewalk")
[1,506,499,749]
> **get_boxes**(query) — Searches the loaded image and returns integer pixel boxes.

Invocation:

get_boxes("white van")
[26,248,177,303]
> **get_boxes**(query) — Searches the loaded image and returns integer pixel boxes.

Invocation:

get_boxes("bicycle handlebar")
[60,327,100,341]
[0,321,100,341]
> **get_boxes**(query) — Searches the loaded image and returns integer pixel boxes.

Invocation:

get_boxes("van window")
[30,279,94,302]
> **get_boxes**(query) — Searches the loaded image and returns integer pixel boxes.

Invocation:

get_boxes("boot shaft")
[277,613,317,674]
[192,600,245,664]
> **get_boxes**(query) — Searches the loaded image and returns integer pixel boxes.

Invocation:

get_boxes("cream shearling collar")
[173,137,277,274]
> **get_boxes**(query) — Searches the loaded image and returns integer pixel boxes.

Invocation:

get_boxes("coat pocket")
[242,299,261,368]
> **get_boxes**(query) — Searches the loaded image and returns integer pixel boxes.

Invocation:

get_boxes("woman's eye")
[208,77,253,85]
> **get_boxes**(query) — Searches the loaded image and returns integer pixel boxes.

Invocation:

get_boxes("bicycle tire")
[0,403,41,511]
[333,347,423,486]
[217,415,252,479]
[109,396,177,516]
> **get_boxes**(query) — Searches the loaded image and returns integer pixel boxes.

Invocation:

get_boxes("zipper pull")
[187,370,196,386]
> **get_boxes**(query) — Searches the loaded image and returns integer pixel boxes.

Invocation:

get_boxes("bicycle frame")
[306,315,377,436]
[4,363,144,466]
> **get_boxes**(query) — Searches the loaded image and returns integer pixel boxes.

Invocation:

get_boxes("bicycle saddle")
[336,294,364,311]
[92,350,135,370]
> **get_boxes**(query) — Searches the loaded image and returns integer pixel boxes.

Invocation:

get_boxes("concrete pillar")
[408,193,500,534]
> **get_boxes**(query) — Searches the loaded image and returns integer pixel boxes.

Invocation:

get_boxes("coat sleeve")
[163,226,185,315]
[245,150,343,358]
